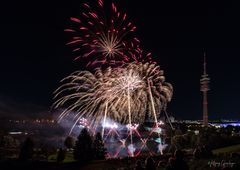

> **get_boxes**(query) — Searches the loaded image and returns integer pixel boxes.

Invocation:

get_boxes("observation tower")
[200,52,210,126]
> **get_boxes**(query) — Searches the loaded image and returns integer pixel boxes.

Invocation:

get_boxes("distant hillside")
[0,96,52,120]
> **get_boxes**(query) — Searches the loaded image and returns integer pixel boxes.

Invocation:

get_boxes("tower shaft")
[202,91,208,126]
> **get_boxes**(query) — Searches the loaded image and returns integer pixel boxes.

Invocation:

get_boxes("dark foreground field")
[1,156,240,170]
[1,145,240,170]
[0,160,124,170]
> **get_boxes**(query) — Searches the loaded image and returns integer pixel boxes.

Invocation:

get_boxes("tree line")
[18,128,107,163]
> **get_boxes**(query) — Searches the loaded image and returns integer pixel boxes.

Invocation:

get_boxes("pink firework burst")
[64,0,151,66]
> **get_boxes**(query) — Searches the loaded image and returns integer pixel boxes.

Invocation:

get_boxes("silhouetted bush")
[19,137,34,161]
[57,148,65,163]
[64,136,74,149]
[93,132,106,160]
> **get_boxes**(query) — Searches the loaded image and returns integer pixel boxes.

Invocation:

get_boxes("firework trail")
[53,68,115,133]
[53,62,173,134]
[105,61,173,143]
[64,0,152,66]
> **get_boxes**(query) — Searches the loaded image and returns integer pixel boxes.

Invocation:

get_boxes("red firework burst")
[64,0,152,67]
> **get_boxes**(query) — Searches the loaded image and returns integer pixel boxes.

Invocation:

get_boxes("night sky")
[0,0,239,120]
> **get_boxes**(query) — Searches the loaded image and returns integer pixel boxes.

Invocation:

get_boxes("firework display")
[53,62,172,134]
[54,0,173,157]
[65,0,152,66]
